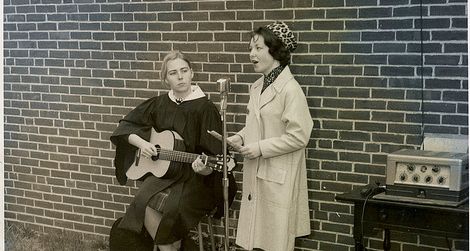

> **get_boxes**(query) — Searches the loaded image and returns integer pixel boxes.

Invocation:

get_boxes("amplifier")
[375,149,469,207]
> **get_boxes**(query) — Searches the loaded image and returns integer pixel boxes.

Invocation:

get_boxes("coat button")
[248,194,251,201]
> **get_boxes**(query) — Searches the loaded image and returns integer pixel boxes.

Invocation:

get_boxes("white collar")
[168,85,206,104]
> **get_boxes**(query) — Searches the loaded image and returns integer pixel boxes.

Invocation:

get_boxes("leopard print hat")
[265,21,297,52]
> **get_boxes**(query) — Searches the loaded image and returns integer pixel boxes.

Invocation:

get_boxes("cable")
[359,191,375,251]
[359,185,386,250]
[419,0,425,149]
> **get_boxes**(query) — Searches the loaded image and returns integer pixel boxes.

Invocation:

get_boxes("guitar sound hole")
[151,145,160,161]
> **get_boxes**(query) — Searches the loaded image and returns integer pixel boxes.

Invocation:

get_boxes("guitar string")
[152,148,230,170]
[155,148,206,163]
[145,148,233,171]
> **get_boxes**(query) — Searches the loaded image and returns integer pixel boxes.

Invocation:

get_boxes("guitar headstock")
[206,155,236,172]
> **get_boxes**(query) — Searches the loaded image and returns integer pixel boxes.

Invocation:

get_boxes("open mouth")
[252,60,259,65]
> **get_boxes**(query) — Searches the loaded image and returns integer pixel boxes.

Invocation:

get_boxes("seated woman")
[109,50,237,251]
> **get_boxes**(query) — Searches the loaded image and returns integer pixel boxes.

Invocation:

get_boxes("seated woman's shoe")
[109,217,154,251]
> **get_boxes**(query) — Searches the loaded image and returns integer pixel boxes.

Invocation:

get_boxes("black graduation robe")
[110,93,237,244]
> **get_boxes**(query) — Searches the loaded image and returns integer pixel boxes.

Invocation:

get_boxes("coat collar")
[253,66,294,93]
[254,66,294,108]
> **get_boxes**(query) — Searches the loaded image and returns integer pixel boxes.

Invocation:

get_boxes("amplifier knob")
[407,164,415,172]
[438,176,446,184]
[412,174,420,182]
[425,176,432,184]
[432,166,440,173]
[417,189,426,198]
[420,165,428,173]
[399,173,407,181]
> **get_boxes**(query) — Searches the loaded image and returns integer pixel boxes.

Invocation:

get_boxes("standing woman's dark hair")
[251,21,298,66]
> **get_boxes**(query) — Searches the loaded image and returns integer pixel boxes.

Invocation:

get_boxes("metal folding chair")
[197,210,217,251]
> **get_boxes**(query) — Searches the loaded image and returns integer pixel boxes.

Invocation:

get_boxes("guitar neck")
[157,149,203,164]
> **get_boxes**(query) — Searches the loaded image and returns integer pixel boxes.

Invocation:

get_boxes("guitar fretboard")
[156,149,207,164]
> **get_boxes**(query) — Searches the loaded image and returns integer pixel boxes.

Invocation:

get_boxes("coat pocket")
[256,160,287,184]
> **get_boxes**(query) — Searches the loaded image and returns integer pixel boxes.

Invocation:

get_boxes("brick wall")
[4,0,468,250]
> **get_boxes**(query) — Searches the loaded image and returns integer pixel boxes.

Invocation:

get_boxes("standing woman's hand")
[227,134,243,146]
[240,142,261,159]
[227,134,244,152]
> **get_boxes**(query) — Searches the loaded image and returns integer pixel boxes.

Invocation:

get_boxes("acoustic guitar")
[126,128,236,180]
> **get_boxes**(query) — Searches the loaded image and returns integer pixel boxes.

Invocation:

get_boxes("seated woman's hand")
[192,156,212,176]
[139,141,158,159]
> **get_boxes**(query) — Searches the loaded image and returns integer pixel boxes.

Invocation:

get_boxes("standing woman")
[228,21,313,251]
[110,50,236,251]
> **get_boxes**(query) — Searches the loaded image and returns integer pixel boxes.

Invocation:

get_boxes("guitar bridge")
[135,149,141,166]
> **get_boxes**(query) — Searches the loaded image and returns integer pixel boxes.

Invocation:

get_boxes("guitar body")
[126,129,236,180]
[126,129,184,180]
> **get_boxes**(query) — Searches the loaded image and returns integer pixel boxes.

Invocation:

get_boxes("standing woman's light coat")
[235,65,313,251]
